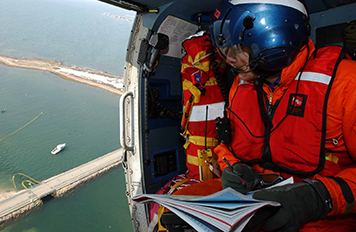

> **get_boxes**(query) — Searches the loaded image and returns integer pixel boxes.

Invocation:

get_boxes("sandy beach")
[0,55,124,96]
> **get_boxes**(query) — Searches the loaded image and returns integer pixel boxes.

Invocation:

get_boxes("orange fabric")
[181,32,226,180]
[161,179,223,227]
[220,40,316,169]
[300,216,356,232]
[227,46,343,174]
[175,40,356,230]
[214,40,356,221]
[215,41,317,172]
[172,178,223,196]
[315,168,356,216]
[264,39,316,104]
[215,143,234,171]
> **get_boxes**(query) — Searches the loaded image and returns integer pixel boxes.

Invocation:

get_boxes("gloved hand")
[252,179,333,232]
[221,162,261,194]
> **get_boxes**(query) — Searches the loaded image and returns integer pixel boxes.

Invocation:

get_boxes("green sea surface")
[0,65,132,231]
[0,0,135,230]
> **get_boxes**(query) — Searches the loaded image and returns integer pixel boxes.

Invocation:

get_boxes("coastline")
[0,55,125,200]
[0,55,123,96]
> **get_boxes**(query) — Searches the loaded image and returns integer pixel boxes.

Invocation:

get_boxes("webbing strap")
[187,154,199,166]
[157,206,167,231]
[327,176,355,215]
[167,178,190,195]
[184,135,219,149]
[157,177,191,231]
[182,79,201,103]
[180,78,221,139]
[180,80,200,136]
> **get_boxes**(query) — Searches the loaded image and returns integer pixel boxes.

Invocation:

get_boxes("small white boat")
[51,143,66,155]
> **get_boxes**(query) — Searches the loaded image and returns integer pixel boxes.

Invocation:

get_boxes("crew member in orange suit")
[172,0,356,231]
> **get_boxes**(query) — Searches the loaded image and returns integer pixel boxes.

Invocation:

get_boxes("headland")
[0,55,124,96]
[101,12,134,22]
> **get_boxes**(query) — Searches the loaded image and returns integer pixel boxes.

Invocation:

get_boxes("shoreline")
[0,55,123,96]
[0,55,124,202]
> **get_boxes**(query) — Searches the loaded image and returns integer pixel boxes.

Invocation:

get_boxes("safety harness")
[180,31,227,180]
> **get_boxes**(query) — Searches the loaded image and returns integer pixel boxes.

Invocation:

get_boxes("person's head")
[210,0,310,78]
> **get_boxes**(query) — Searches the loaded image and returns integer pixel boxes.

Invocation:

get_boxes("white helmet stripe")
[229,0,308,16]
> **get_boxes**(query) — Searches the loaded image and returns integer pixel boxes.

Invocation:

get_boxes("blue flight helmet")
[210,0,310,74]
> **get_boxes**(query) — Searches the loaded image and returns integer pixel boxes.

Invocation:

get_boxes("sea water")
[0,0,134,231]
[0,0,133,76]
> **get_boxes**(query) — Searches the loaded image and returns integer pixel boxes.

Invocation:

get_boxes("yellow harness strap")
[157,178,190,231]
[187,154,199,166]
[157,206,166,231]
[167,178,190,194]
[180,79,201,136]
[182,79,201,103]
[186,135,219,148]
[180,78,220,137]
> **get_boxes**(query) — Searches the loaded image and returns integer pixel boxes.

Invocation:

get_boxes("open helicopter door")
[118,9,205,231]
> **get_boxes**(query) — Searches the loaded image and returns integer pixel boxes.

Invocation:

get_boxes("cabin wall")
[309,3,356,47]
[141,0,218,31]
[140,54,186,193]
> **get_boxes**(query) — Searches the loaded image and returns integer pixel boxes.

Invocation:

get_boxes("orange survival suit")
[174,39,356,231]
[180,31,226,180]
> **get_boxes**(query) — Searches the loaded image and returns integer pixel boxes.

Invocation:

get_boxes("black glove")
[221,162,261,194]
[252,179,333,232]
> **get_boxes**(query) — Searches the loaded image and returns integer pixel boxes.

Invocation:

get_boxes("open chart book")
[133,178,293,232]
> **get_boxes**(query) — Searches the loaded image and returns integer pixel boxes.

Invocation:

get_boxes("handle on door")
[119,91,134,151]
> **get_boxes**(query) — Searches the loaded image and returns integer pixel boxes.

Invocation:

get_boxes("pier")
[0,149,123,224]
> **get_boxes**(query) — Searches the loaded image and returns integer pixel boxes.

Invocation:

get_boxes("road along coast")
[0,55,124,96]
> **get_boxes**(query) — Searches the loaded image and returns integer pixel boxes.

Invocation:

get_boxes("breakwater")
[53,162,121,198]
[0,197,43,225]
[0,149,123,225]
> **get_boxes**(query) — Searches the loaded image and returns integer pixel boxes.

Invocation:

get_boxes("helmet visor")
[218,44,252,73]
